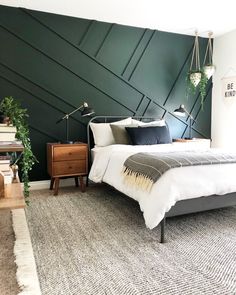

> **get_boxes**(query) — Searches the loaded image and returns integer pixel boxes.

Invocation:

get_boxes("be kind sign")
[222,76,236,98]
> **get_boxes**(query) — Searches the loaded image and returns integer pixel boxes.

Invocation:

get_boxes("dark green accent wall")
[0,5,212,181]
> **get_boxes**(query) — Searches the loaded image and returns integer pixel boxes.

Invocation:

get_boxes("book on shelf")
[0,124,16,141]
[0,159,10,163]
[0,140,21,144]
[0,170,13,186]
[0,141,22,147]
[0,133,16,141]
[2,170,13,184]
[0,124,17,132]
[0,160,10,172]
[0,155,11,160]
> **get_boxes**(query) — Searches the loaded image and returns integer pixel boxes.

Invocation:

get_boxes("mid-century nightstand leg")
[75,177,79,187]
[79,176,85,192]
[54,178,60,196]
[50,178,55,190]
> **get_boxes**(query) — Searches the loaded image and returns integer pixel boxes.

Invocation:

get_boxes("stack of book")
[0,124,16,141]
[0,155,12,185]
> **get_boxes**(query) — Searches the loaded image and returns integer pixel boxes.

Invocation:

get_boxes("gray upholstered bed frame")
[87,116,236,243]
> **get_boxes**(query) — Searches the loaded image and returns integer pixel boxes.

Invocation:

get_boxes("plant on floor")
[0,96,37,203]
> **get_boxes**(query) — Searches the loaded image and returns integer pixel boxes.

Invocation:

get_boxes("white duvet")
[89,144,236,229]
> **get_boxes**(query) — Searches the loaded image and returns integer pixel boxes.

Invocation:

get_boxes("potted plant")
[203,64,215,79]
[187,70,201,95]
[186,69,209,108]
[188,70,202,88]
[186,31,213,108]
[203,32,215,80]
[0,96,37,203]
[187,32,202,95]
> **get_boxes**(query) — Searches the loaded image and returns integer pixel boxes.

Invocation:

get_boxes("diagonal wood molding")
[0,5,211,180]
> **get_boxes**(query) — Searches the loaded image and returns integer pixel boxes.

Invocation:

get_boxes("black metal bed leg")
[160,217,166,243]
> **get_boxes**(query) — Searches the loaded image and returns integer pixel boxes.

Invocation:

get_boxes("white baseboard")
[29,178,76,191]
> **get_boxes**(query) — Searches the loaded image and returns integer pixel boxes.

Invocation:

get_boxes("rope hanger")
[203,31,213,66]
[190,31,201,71]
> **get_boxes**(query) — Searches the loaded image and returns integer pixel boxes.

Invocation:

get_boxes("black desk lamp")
[173,104,196,139]
[56,102,95,144]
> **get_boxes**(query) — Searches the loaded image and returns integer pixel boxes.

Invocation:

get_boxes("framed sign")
[222,76,236,98]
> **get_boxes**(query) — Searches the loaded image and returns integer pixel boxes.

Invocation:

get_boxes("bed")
[87,116,236,242]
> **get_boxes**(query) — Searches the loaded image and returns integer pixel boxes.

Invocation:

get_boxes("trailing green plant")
[199,71,208,107]
[0,96,37,203]
[186,69,209,109]
[186,70,198,96]
[186,31,211,109]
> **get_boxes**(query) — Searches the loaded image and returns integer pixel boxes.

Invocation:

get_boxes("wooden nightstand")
[172,138,211,149]
[47,142,88,195]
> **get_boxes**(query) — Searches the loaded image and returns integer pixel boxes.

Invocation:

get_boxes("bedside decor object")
[56,101,94,144]
[172,138,211,149]
[11,163,19,183]
[203,32,215,79]
[47,142,88,195]
[0,96,37,203]
[0,111,10,124]
[173,104,195,139]
[187,31,202,88]
[186,31,208,107]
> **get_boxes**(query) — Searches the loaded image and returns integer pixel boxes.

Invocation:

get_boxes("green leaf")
[0,96,38,201]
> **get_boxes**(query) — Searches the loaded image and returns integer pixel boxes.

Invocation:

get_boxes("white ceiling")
[1,0,236,37]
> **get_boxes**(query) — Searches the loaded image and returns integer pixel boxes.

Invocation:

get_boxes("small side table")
[47,142,88,195]
[172,138,211,149]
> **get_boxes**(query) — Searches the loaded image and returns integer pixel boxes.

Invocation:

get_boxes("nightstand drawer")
[47,142,88,195]
[53,160,87,176]
[53,146,87,161]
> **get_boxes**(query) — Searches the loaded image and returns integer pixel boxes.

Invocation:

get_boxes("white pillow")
[90,117,132,147]
[136,119,166,127]
[131,119,142,125]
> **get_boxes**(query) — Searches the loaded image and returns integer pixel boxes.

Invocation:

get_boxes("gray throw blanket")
[122,151,236,191]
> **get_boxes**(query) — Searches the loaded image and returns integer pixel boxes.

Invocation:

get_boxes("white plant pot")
[203,64,215,79]
[190,72,202,87]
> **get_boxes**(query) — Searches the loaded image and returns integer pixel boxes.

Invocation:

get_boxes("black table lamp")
[173,104,195,139]
[56,102,95,144]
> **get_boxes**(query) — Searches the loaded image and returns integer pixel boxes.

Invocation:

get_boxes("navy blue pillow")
[125,126,171,145]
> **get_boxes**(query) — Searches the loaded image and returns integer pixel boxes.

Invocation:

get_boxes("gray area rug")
[26,185,236,295]
[0,210,20,295]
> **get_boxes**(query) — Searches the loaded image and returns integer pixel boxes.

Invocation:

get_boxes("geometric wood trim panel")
[0,5,211,180]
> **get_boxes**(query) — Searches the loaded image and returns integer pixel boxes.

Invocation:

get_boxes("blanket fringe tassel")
[11,209,42,295]
[122,167,154,192]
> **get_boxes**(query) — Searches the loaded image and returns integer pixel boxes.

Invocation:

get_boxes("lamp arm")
[56,104,84,124]
[183,108,196,123]
[67,104,84,117]
[56,114,69,124]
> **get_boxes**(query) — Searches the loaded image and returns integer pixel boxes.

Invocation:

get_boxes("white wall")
[212,29,236,148]
[0,0,235,37]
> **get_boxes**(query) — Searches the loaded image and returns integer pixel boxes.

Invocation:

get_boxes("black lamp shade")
[173,104,186,117]
[81,106,95,117]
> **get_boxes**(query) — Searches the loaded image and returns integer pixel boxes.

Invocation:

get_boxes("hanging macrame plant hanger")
[203,31,215,79]
[189,31,201,87]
